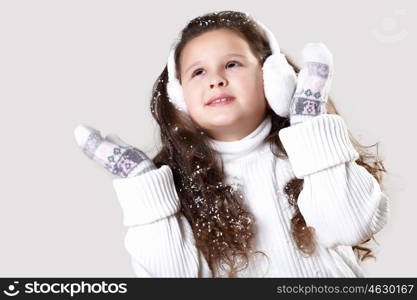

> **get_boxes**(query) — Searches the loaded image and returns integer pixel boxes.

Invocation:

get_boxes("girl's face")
[179,29,268,141]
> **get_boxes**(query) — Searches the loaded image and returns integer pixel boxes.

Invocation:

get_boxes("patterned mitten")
[289,42,333,125]
[74,124,156,178]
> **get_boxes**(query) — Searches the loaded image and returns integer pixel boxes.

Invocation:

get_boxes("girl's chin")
[207,115,239,127]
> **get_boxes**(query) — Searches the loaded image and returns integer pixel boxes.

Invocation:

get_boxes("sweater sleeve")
[112,165,213,277]
[278,114,389,248]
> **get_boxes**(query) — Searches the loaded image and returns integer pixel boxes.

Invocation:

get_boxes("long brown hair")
[150,10,387,277]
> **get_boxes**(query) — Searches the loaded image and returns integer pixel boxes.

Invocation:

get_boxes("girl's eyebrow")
[184,53,247,75]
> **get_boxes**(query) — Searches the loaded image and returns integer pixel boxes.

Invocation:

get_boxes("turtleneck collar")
[208,115,272,164]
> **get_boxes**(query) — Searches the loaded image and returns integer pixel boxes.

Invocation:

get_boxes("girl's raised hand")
[74,124,156,178]
[289,42,333,125]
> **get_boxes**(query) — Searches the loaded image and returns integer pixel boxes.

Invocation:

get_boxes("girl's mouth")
[207,97,235,106]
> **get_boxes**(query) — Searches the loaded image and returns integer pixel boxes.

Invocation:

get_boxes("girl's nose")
[210,77,227,89]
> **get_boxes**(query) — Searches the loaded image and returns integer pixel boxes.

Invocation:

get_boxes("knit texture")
[112,114,389,277]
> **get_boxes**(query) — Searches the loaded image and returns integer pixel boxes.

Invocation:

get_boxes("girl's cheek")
[186,79,200,88]
[234,73,251,84]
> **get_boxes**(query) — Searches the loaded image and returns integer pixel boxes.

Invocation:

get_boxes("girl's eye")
[226,61,240,68]
[192,69,204,77]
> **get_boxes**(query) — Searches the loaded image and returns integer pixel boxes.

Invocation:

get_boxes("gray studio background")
[0,0,414,277]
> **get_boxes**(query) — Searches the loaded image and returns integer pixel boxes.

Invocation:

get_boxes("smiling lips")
[206,94,236,106]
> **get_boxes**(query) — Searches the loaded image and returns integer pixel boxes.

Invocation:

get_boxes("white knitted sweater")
[112,114,389,277]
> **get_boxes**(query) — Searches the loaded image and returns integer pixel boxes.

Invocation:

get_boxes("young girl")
[74,10,389,277]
